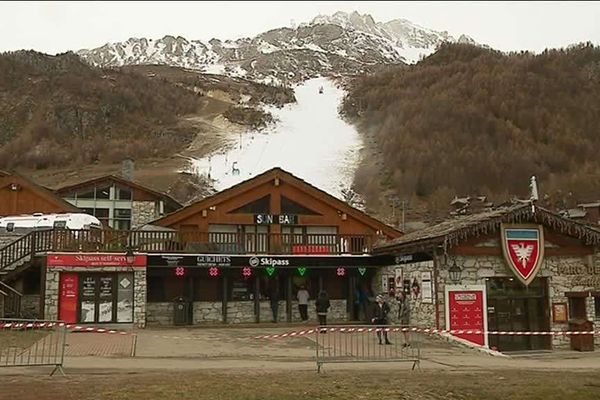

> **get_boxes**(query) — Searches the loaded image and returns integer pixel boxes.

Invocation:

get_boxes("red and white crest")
[500,224,545,286]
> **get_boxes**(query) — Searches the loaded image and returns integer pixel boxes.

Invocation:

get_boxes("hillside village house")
[2,169,600,353]
[55,175,182,230]
[0,170,182,319]
[1,168,402,326]
[373,204,600,352]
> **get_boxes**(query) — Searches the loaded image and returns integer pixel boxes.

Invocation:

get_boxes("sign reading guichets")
[501,224,545,286]
[197,255,232,267]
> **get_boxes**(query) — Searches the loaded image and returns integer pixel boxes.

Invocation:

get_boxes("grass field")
[2,369,600,400]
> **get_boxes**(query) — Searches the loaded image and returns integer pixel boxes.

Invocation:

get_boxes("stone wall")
[44,270,60,320]
[374,261,436,327]
[133,269,147,327]
[44,267,146,327]
[146,302,173,325]
[386,252,600,350]
[146,299,349,325]
[194,302,223,323]
[131,201,158,228]
[21,294,40,319]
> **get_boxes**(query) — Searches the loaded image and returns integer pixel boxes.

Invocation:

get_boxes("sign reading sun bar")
[254,214,298,225]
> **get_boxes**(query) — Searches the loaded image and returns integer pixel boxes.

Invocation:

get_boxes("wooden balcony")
[20,229,376,255]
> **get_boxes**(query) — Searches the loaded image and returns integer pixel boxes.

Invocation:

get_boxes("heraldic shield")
[500,224,545,286]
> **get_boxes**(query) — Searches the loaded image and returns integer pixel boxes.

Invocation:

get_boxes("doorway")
[486,277,551,351]
[79,273,134,324]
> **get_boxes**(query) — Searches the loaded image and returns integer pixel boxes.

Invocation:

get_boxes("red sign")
[59,273,79,323]
[448,290,485,346]
[292,245,331,254]
[47,253,147,268]
[501,224,545,286]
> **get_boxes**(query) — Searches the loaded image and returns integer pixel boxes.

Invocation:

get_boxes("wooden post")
[347,275,355,320]
[254,275,260,323]
[286,273,292,322]
[222,273,228,324]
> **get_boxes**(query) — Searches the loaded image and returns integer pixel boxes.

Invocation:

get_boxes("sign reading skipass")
[47,253,147,268]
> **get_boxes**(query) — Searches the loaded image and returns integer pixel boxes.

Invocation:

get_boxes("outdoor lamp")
[125,247,136,266]
[448,259,462,283]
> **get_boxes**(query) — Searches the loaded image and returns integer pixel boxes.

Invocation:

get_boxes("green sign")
[358,267,367,276]
[266,266,276,277]
[297,267,307,277]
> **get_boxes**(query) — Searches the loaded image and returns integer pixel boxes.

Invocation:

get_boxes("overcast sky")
[1,1,599,54]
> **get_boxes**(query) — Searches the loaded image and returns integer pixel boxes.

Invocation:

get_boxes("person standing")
[372,295,392,345]
[315,290,330,327]
[269,283,279,323]
[297,285,310,322]
[397,290,411,347]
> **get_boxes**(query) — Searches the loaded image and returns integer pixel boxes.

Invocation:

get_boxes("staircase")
[0,231,53,317]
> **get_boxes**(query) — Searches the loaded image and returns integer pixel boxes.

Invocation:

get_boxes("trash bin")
[173,297,191,326]
[568,319,594,351]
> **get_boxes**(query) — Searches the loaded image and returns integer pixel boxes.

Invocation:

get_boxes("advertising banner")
[446,286,487,346]
[58,273,79,323]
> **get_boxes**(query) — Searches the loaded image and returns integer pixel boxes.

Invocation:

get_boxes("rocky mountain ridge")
[77,11,476,84]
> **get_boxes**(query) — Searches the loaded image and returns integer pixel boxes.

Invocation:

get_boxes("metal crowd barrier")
[0,319,66,376]
[315,325,421,372]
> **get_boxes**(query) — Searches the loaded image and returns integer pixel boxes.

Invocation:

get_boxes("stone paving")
[2,325,600,375]
[65,332,135,357]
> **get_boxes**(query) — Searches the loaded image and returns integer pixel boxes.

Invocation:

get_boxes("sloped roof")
[55,174,181,210]
[374,203,600,254]
[152,167,402,238]
[0,171,80,213]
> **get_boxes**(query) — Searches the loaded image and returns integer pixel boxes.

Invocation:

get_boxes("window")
[113,209,131,230]
[96,186,111,199]
[595,297,600,320]
[229,273,253,301]
[53,220,67,229]
[147,276,166,302]
[281,196,320,215]
[77,189,95,199]
[5,222,14,232]
[116,187,132,200]
[229,195,270,214]
[94,208,110,227]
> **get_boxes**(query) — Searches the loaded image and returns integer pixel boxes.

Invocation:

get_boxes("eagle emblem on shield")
[500,224,545,286]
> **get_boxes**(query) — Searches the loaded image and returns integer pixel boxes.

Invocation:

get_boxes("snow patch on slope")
[188,78,361,198]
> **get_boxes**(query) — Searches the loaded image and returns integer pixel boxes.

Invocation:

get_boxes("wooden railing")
[0,229,376,272]
[0,281,22,318]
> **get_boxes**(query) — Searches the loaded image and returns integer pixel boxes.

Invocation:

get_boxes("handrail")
[0,281,22,297]
[0,229,377,264]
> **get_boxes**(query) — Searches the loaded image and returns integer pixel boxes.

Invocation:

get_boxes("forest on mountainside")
[342,42,600,214]
[0,51,202,169]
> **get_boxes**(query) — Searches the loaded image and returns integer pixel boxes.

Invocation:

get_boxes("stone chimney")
[121,158,134,181]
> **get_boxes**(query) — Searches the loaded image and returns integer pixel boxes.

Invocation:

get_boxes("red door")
[59,273,79,323]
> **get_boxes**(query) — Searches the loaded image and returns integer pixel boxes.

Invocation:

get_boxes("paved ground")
[2,325,600,375]
[2,326,600,400]
[65,332,135,357]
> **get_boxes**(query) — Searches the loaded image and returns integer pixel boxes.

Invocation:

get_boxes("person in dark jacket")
[315,290,330,328]
[371,295,392,345]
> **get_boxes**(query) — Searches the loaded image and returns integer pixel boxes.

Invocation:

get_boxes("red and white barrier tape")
[253,326,600,339]
[0,322,131,335]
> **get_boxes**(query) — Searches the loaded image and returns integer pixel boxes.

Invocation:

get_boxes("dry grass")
[0,330,49,350]
[2,369,599,400]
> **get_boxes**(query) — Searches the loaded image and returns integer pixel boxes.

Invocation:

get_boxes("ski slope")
[188,77,362,198]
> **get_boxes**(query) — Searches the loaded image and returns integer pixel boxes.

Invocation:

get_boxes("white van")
[0,213,103,233]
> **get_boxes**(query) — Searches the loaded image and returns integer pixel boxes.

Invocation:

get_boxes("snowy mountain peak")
[77,10,477,83]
